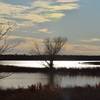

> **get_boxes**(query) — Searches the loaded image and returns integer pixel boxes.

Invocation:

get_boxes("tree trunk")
[49,59,54,69]
[48,73,55,86]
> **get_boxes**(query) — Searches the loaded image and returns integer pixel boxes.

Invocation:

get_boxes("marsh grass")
[0,84,62,100]
[0,83,100,100]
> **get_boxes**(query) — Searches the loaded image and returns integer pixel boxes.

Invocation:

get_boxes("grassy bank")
[0,84,100,100]
[0,65,100,76]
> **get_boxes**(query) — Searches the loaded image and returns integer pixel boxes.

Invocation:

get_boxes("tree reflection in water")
[0,73,12,79]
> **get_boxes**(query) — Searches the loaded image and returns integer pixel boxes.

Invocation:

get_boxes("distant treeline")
[83,62,100,65]
[0,65,100,76]
[0,55,100,60]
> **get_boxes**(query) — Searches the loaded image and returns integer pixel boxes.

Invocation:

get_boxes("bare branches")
[34,42,41,55]
[30,41,41,55]
[0,22,15,54]
[0,22,13,40]
[31,37,67,68]
[44,37,67,55]
[0,73,12,79]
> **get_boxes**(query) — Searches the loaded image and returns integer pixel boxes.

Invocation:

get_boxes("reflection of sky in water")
[0,73,100,89]
[0,61,100,68]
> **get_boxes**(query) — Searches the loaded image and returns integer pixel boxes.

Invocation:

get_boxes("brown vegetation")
[70,84,100,100]
[0,84,100,100]
[0,84,62,100]
[1,65,100,76]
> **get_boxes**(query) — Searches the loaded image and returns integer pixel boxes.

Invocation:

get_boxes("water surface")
[0,61,100,68]
[0,61,100,89]
[0,73,100,89]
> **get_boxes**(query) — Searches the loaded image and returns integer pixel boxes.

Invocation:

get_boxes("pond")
[0,61,100,68]
[0,61,100,89]
[0,73,100,89]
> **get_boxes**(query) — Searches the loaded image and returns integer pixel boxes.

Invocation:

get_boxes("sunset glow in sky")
[0,0,100,55]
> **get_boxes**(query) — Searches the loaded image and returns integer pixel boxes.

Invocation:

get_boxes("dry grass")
[0,83,100,100]
[0,84,62,100]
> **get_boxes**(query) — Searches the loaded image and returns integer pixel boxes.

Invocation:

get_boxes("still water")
[0,73,100,89]
[0,61,100,68]
[0,61,100,89]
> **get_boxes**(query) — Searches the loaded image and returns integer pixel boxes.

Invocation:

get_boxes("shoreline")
[0,65,100,76]
[0,83,99,100]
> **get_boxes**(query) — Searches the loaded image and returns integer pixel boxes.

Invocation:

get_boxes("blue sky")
[0,0,100,55]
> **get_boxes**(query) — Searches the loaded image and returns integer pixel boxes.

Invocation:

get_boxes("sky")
[0,0,100,55]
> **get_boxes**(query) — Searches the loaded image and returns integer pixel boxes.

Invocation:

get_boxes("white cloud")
[3,35,42,54]
[0,2,28,15]
[16,12,50,23]
[33,1,79,11]
[45,13,65,19]
[1,35,100,55]
[64,42,100,55]
[0,0,79,29]
[81,38,100,43]
[38,28,52,34]
[57,0,79,3]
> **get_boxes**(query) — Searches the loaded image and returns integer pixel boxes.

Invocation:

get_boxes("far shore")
[0,65,100,76]
[83,61,100,65]
[0,55,100,60]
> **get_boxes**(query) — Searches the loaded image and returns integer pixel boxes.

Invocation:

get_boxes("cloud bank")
[0,0,79,28]
[4,36,100,55]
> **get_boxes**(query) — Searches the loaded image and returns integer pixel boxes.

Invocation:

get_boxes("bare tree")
[0,22,17,79]
[0,22,15,54]
[30,37,67,69]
